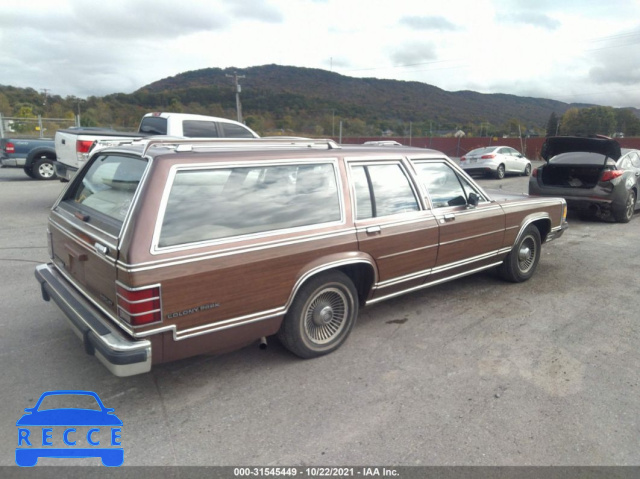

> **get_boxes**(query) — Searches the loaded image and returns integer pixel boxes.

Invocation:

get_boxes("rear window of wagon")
[60,154,147,233]
[158,162,342,247]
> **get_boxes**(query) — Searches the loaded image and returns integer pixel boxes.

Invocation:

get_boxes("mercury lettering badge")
[15,390,123,467]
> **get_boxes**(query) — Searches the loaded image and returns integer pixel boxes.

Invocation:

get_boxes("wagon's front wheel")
[498,225,541,283]
[278,271,358,358]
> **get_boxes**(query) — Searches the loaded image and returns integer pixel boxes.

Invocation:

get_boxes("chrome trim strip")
[118,228,358,273]
[367,261,503,305]
[377,243,438,260]
[49,219,117,267]
[438,228,504,246]
[354,215,437,232]
[49,216,118,253]
[374,248,509,290]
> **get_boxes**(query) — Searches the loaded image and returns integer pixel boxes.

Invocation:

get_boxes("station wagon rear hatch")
[49,152,148,323]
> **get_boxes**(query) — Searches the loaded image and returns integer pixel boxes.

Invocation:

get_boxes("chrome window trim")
[150,158,345,255]
[50,209,119,244]
[410,157,492,204]
[345,158,426,222]
[54,152,152,245]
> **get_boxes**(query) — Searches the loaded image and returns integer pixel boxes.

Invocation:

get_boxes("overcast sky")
[2,0,640,108]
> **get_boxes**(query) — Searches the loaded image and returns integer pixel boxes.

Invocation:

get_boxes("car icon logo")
[16,390,123,467]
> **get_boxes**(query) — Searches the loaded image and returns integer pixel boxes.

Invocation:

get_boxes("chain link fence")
[0,114,79,139]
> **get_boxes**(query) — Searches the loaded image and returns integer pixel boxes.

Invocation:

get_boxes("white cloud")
[0,0,639,108]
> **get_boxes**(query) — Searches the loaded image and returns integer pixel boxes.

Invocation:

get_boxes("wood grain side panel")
[128,233,358,334]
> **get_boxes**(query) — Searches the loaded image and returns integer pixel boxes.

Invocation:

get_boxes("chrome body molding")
[374,248,510,290]
[49,217,118,265]
[118,228,359,273]
[438,228,505,247]
[377,243,438,260]
[367,261,504,305]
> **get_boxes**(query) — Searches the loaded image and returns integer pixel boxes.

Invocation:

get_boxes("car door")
[348,159,439,301]
[510,147,526,172]
[412,160,506,283]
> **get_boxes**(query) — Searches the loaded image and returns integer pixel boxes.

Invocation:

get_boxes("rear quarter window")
[158,162,341,248]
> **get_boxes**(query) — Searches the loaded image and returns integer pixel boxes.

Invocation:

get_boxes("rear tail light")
[481,154,496,159]
[532,168,539,177]
[5,142,15,153]
[460,156,466,162]
[76,140,95,165]
[116,283,162,326]
[600,170,623,182]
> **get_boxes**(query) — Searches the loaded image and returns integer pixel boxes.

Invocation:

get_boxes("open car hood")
[541,136,621,162]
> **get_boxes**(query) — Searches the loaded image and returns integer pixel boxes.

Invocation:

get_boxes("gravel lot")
[1,164,638,467]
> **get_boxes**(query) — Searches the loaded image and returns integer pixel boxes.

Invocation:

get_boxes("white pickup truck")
[54,112,259,180]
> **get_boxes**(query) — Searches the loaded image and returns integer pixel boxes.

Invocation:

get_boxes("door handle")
[443,213,456,222]
[366,226,381,234]
[94,243,109,255]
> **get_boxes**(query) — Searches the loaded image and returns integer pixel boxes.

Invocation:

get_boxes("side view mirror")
[468,192,479,208]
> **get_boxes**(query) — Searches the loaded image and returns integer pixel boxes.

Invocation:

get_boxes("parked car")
[0,137,57,180]
[54,112,260,181]
[460,146,532,179]
[529,136,640,223]
[34,138,567,376]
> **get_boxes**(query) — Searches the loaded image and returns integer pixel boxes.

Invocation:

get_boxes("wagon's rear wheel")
[278,271,358,358]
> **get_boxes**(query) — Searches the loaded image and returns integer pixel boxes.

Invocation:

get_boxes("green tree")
[546,112,559,137]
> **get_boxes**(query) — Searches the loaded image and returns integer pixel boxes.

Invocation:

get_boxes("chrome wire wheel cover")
[303,287,349,345]
[518,235,537,274]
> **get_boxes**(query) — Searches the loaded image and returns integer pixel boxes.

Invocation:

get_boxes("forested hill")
[2,64,638,137]
[138,64,592,134]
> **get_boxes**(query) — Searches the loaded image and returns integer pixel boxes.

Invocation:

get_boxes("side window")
[139,116,167,135]
[414,162,482,208]
[350,163,419,219]
[159,162,341,247]
[221,122,255,138]
[182,120,220,138]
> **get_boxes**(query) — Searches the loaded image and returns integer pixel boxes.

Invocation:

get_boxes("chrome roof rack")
[134,137,341,157]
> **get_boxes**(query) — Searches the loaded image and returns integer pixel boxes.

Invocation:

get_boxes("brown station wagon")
[35,138,568,376]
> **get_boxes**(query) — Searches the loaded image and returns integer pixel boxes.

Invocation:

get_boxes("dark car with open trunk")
[529,136,640,222]
[35,138,568,376]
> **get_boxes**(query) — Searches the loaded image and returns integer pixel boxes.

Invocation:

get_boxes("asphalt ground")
[0,163,639,468]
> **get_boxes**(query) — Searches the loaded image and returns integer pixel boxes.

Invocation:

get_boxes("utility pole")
[226,72,245,123]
